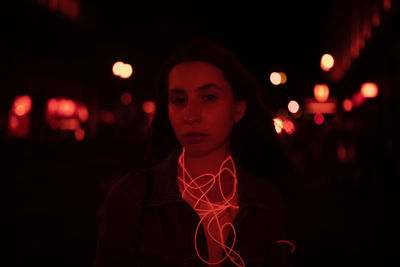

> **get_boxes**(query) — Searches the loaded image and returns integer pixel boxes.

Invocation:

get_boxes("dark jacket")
[92,145,291,266]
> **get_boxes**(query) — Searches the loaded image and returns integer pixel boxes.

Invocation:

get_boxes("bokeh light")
[352,91,366,106]
[270,72,281,85]
[119,63,133,79]
[58,99,76,117]
[320,54,335,71]
[383,0,391,11]
[9,115,19,129]
[273,118,284,134]
[337,144,347,162]
[12,95,32,117]
[314,84,330,102]
[279,72,287,84]
[360,82,378,98]
[113,61,133,79]
[288,100,300,114]
[77,104,89,122]
[342,99,353,111]
[283,120,295,135]
[142,101,156,114]
[121,92,133,105]
[75,128,85,141]
[112,61,124,76]
[314,113,324,125]
[100,111,116,125]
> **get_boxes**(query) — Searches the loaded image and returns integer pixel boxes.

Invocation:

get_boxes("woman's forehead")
[168,61,231,92]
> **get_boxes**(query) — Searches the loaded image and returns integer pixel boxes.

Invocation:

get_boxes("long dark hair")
[144,37,290,186]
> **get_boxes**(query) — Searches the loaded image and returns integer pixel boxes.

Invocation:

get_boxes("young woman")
[93,38,292,267]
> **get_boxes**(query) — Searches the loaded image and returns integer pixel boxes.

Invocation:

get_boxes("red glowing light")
[8,114,30,137]
[75,128,85,141]
[119,64,133,79]
[59,118,80,130]
[383,0,391,11]
[283,120,295,135]
[58,99,76,117]
[279,72,287,84]
[273,118,284,134]
[100,111,115,125]
[314,84,330,102]
[112,62,133,79]
[47,99,58,114]
[360,82,378,98]
[337,145,347,162]
[9,115,19,129]
[288,100,299,114]
[46,98,88,120]
[342,99,353,111]
[142,101,156,114]
[314,113,324,125]
[352,91,366,106]
[178,147,244,266]
[112,61,124,76]
[12,95,32,116]
[270,72,281,85]
[372,12,380,27]
[77,104,89,122]
[121,92,132,105]
[320,54,335,71]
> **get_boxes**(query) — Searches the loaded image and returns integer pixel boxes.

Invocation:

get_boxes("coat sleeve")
[92,169,150,267]
[268,184,293,267]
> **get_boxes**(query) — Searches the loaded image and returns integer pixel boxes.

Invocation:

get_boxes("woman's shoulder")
[105,168,154,205]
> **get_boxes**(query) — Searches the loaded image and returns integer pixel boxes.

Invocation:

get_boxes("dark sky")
[2,1,335,110]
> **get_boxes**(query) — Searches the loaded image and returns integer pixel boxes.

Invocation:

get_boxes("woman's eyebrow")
[168,84,223,94]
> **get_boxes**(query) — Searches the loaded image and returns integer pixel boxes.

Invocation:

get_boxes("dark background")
[2,0,399,266]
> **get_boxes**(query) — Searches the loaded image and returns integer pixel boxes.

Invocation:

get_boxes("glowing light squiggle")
[177,147,295,265]
[178,147,245,267]
[275,240,296,253]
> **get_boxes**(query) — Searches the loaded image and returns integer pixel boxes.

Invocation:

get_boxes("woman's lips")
[184,134,207,144]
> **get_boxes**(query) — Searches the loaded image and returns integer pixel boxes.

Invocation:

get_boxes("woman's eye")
[171,98,185,104]
[203,95,218,101]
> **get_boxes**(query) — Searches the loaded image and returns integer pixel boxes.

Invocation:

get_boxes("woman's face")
[168,61,246,157]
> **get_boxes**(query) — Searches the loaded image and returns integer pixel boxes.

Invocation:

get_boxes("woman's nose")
[183,101,200,123]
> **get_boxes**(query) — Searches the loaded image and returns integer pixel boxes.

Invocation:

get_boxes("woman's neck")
[182,146,231,179]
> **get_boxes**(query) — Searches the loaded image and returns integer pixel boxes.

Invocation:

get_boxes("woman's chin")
[183,144,210,157]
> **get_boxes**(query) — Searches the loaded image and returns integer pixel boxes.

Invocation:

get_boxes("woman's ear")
[234,100,247,123]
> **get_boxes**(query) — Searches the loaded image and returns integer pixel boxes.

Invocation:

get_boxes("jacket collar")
[148,145,271,210]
